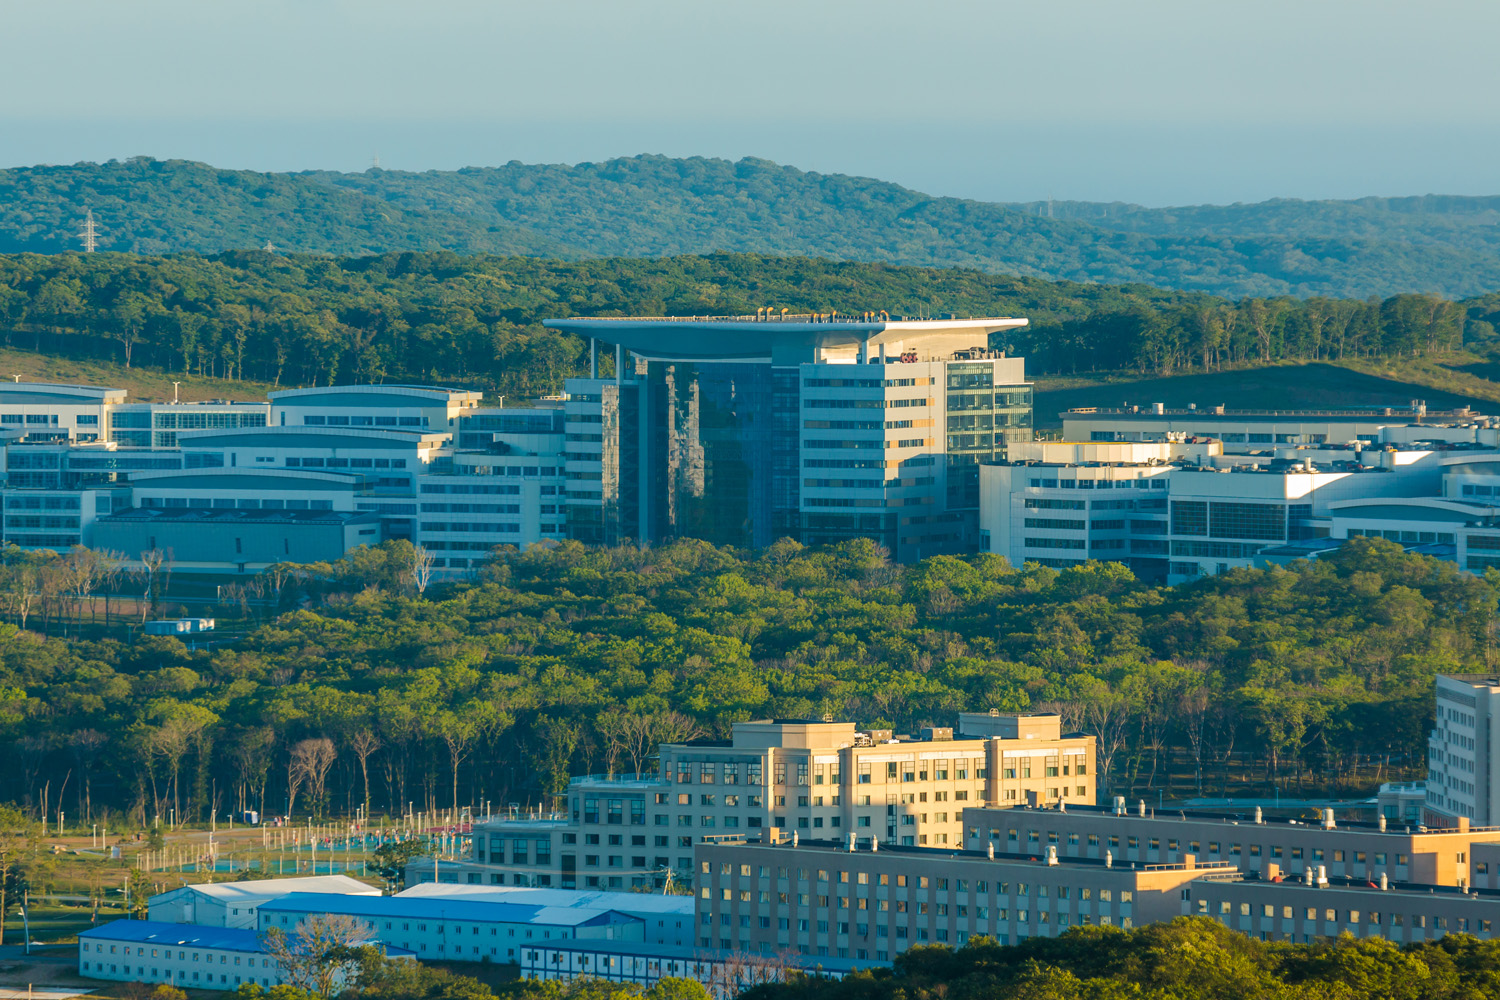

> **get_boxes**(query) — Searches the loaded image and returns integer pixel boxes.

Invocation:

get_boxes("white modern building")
[980,438,1448,583]
[1426,674,1500,826]
[147,874,378,930]
[978,441,1194,581]
[0,381,567,573]
[1163,459,1440,583]
[1060,402,1500,453]
[269,384,481,432]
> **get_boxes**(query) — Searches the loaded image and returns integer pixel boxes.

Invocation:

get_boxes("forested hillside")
[0,159,570,258]
[0,251,1482,400]
[257,916,1500,1000]
[5,156,1500,299]
[0,537,1474,825]
[737,919,1500,1000]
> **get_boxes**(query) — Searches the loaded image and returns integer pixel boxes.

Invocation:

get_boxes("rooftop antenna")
[79,209,100,252]
[172,381,181,405]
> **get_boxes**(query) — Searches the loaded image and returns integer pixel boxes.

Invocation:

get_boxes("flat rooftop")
[100,508,381,526]
[544,315,1027,361]
[710,836,1235,872]
[79,918,413,958]
[1065,406,1489,421]
[397,885,695,915]
[980,802,1488,836]
[1215,871,1500,901]
[258,892,638,927]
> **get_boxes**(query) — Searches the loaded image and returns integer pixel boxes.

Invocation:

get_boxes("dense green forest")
[294,918,1500,1000]
[5,156,1500,298]
[737,919,1500,1000]
[0,536,1476,826]
[0,251,1487,400]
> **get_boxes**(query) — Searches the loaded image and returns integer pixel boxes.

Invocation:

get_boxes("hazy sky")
[3,0,1496,205]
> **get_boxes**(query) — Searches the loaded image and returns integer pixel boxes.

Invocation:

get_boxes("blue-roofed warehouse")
[257,892,644,963]
[77,918,413,991]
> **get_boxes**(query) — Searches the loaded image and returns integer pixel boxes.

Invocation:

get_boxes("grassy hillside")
[5,156,1500,299]
[1033,355,1500,430]
[0,345,278,402]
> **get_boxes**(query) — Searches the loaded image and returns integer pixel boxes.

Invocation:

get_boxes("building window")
[1170,500,1207,536]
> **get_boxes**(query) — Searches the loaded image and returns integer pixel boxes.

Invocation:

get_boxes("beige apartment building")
[657,713,1095,852]
[693,833,1233,961]
[419,713,1095,891]
[1188,875,1500,944]
[963,802,1494,886]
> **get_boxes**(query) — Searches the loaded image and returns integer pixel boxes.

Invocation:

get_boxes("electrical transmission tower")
[79,209,100,252]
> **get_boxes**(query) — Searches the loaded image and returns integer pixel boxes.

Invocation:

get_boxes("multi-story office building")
[1162,461,1439,583]
[982,438,1448,583]
[268,384,481,431]
[1425,674,1500,826]
[0,381,567,573]
[692,834,1234,959]
[420,713,1095,892]
[1320,452,1500,573]
[961,801,1490,886]
[0,381,267,450]
[978,440,1204,580]
[545,314,1032,562]
[1061,402,1499,453]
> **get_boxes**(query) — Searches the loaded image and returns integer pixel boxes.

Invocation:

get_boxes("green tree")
[370,840,426,894]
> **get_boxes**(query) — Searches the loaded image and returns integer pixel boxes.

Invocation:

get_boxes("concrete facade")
[692,835,1232,961]
[1187,875,1500,944]
[1427,674,1500,826]
[962,802,1492,886]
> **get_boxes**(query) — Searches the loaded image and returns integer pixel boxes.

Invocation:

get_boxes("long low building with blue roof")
[78,918,412,991]
[256,892,644,964]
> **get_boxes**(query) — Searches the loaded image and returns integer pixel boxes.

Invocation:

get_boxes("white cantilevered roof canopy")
[543,316,1028,364]
[0,382,127,404]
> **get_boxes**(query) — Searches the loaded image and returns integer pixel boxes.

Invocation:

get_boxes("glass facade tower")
[550,314,1032,560]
